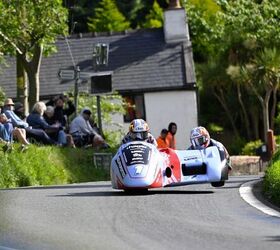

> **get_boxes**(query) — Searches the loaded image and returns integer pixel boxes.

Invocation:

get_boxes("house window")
[123,94,146,122]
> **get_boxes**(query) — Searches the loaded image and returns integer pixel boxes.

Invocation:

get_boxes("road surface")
[0,175,279,250]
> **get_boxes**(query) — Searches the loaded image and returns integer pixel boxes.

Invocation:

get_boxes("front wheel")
[211,181,225,187]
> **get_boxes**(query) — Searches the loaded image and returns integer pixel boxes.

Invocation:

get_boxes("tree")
[0,0,68,109]
[221,0,280,141]
[183,0,224,62]
[88,0,130,32]
[142,1,163,28]
[241,48,280,142]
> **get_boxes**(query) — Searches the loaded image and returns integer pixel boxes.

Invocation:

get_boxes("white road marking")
[239,180,280,218]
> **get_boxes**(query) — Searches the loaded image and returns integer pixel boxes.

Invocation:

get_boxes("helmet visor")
[191,136,207,148]
[131,131,148,140]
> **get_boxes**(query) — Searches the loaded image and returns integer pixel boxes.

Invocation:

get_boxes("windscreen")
[122,143,151,166]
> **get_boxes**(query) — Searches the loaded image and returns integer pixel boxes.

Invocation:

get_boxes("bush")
[263,151,280,207]
[241,140,263,155]
[0,144,112,188]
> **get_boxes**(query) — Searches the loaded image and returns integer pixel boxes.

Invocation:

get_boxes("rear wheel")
[211,181,225,187]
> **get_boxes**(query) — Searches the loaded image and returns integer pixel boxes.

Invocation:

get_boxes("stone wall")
[230,156,268,176]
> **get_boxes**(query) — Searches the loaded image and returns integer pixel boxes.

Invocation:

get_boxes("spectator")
[3,98,59,145]
[188,126,232,170]
[156,128,168,148]
[0,113,30,147]
[121,119,157,146]
[46,94,75,129]
[27,101,70,146]
[166,122,177,149]
[44,106,55,125]
[14,102,26,120]
[69,108,106,148]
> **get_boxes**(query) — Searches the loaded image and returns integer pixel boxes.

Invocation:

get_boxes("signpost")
[57,43,110,134]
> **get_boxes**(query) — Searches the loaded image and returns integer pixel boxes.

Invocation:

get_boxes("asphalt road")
[0,175,279,250]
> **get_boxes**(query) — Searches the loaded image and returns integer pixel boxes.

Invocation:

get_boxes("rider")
[122,119,157,147]
[188,126,232,170]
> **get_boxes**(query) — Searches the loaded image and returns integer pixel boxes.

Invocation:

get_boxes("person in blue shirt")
[3,98,58,145]
[27,101,68,146]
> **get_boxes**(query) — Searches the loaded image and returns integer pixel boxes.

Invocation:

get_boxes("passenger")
[69,108,106,148]
[166,122,177,149]
[122,119,157,146]
[188,126,232,170]
[156,128,168,149]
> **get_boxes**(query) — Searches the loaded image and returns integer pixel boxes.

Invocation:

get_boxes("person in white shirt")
[69,108,105,148]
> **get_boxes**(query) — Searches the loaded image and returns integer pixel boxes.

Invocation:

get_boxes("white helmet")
[190,126,210,149]
[129,119,149,140]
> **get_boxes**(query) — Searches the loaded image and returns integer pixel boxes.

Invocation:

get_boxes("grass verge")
[0,143,112,189]
[263,150,280,207]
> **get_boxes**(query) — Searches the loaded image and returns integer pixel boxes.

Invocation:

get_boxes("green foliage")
[228,136,246,155]
[0,0,68,56]
[0,143,111,188]
[0,86,5,106]
[184,0,224,61]
[263,151,280,207]
[88,0,130,32]
[74,92,126,148]
[241,140,263,156]
[142,1,163,28]
[222,0,280,49]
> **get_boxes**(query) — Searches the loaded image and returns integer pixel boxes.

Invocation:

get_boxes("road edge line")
[239,179,280,218]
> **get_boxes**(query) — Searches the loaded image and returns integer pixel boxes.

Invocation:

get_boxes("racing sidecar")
[111,141,228,190]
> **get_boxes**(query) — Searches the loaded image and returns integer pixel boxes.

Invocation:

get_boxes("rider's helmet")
[190,126,210,149]
[129,119,149,140]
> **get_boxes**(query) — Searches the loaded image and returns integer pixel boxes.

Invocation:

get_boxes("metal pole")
[96,95,103,135]
[74,66,80,116]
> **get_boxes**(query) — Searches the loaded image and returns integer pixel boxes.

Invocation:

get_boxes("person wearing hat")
[3,98,59,145]
[69,108,105,148]
[3,98,30,129]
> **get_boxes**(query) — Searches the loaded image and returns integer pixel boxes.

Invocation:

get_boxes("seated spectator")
[46,94,75,129]
[156,129,168,149]
[27,101,70,146]
[14,102,26,120]
[69,108,106,148]
[0,113,30,147]
[3,98,58,146]
[44,106,55,125]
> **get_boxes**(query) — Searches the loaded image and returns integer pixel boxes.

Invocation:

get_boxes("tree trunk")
[213,88,239,137]
[270,87,278,131]
[237,83,251,139]
[16,53,28,114]
[21,44,43,110]
[262,89,272,143]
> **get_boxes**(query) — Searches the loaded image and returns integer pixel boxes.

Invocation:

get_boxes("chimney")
[164,0,190,44]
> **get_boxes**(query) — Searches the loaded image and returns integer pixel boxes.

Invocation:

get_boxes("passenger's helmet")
[190,126,210,149]
[129,119,149,140]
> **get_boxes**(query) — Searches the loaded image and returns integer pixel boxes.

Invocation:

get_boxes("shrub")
[241,140,263,155]
[263,152,280,207]
[0,144,111,188]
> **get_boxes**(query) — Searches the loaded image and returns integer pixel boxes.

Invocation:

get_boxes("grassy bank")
[263,150,280,207]
[0,144,112,189]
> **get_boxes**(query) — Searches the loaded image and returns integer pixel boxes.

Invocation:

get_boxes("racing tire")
[211,181,225,187]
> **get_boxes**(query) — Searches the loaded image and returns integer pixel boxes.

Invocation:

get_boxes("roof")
[0,28,196,98]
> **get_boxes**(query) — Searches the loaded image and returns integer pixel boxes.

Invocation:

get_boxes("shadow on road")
[265,236,280,242]
[1,184,112,191]
[51,189,214,197]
